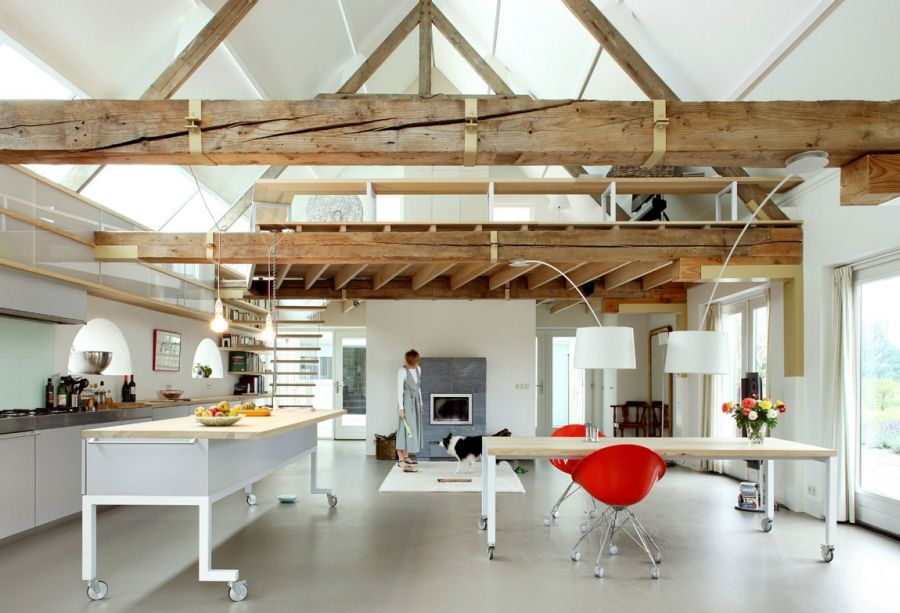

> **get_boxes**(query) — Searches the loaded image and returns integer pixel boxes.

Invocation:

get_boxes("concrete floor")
[1,440,898,613]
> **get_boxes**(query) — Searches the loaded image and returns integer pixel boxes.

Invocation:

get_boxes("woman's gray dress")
[396,367,422,453]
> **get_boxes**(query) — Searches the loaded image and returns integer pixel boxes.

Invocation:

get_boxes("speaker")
[741,372,762,399]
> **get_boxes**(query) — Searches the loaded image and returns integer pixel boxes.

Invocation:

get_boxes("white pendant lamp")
[210,297,229,333]
[664,330,729,374]
[510,259,635,369]
[258,312,275,343]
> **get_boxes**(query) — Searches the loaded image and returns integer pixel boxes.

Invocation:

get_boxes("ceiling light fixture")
[510,259,636,369]
[258,239,278,344]
[209,231,229,334]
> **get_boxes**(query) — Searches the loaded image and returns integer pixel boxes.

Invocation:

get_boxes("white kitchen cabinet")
[0,432,36,539]
[35,425,86,525]
[152,406,190,421]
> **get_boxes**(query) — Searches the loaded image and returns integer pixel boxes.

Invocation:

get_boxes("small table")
[479,436,837,562]
[80,409,344,602]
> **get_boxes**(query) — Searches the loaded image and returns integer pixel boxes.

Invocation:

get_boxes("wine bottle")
[45,378,54,409]
[121,375,129,403]
[56,379,66,408]
[128,374,136,402]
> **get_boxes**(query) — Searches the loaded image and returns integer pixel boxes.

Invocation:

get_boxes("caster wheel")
[571,551,581,562]
[86,580,108,601]
[543,517,551,527]
[228,579,248,602]
[594,566,605,578]
[653,551,661,564]
[761,518,773,533]
[246,494,257,506]
[487,546,495,560]
[589,509,598,519]
[327,494,338,508]
[650,566,660,580]
[608,544,618,556]
[821,545,834,563]
[552,510,561,519]
[580,523,589,533]
[481,516,488,530]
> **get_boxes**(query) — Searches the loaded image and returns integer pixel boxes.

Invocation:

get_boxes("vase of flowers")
[722,397,787,444]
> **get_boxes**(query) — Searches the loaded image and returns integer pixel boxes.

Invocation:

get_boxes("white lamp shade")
[664,330,730,374]
[574,326,636,369]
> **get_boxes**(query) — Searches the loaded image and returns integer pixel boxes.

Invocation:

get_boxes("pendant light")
[510,259,635,369]
[210,230,229,333]
[258,240,277,343]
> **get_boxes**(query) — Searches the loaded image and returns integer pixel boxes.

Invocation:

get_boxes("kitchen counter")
[141,394,269,409]
[82,408,345,440]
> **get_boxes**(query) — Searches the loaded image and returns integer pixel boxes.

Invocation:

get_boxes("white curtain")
[831,266,857,523]
[700,303,724,472]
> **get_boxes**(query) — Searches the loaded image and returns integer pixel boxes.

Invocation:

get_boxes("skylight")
[0,42,73,99]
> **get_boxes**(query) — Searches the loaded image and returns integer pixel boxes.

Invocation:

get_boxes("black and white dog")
[440,429,511,474]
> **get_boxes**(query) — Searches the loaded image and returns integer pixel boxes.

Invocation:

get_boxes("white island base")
[80,409,345,602]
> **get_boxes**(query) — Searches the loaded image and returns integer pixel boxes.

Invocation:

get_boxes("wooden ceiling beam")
[841,153,900,205]
[334,264,367,290]
[94,225,802,265]
[418,0,433,96]
[527,262,584,290]
[601,261,671,290]
[304,264,329,290]
[5,98,897,168]
[412,262,454,290]
[274,263,292,289]
[565,262,628,287]
[373,263,411,289]
[337,4,420,93]
[641,261,678,291]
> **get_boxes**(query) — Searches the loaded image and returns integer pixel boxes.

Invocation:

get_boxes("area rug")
[378,460,525,494]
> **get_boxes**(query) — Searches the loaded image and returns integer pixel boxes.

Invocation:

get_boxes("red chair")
[570,444,666,579]
[543,424,605,529]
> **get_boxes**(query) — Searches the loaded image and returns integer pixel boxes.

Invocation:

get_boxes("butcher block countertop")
[82,408,345,440]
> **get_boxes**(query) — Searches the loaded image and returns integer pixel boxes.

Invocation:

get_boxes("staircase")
[271,301,327,409]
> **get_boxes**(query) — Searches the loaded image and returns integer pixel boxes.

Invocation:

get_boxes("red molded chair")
[543,424,605,529]
[570,444,666,579]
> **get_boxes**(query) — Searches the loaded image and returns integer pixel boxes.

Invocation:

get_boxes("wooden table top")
[483,436,836,459]
[82,409,345,440]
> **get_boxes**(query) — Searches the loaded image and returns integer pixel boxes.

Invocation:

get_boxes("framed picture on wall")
[153,329,182,371]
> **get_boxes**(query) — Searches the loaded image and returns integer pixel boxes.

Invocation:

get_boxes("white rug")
[378,460,525,494]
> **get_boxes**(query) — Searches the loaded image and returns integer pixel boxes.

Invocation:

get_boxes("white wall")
[53,296,236,402]
[365,300,536,454]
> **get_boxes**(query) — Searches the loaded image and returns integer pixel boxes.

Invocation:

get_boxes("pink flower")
[741,398,756,410]
[742,407,751,416]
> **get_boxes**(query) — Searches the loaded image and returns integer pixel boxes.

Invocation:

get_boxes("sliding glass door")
[536,329,596,436]
[855,260,900,533]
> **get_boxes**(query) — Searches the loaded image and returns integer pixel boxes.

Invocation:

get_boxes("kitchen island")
[80,408,345,602]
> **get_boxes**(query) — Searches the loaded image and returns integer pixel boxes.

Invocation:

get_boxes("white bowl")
[278,494,297,504]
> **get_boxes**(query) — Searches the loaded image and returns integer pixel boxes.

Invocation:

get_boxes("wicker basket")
[375,433,397,461]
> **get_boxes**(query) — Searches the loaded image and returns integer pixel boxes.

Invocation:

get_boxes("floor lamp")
[509,260,636,430]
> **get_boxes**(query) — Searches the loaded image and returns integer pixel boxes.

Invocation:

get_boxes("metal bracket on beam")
[641,99,668,168]
[600,181,616,221]
[185,99,216,165]
[715,180,739,221]
[464,99,478,166]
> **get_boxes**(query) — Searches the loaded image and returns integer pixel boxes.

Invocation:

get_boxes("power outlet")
[807,485,817,497]
[515,383,530,390]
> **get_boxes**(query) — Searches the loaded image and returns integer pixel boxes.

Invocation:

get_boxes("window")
[722,293,769,399]
[855,261,900,502]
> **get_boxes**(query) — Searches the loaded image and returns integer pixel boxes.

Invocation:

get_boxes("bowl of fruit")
[236,402,272,417]
[193,401,242,426]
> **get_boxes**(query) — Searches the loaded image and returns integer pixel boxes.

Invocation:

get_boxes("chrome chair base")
[543,482,598,527]
[571,506,662,579]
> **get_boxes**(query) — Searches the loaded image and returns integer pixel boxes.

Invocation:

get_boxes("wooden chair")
[647,401,671,437]
[611,401,648,437]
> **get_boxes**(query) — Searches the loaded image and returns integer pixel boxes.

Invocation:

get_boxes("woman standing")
[396,349,423,472]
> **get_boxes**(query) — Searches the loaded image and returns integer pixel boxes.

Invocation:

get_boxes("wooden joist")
[841,154,900,205]
[333,264,367,290]
[93,223,802,265]
[450,263,496,290]
[418,0,432,96]
[373,263,411,289]
[304,264,329,289]
[488,262,539,290]
[338,4,420,93]
[527,262,584,290]
[412,263,454,290]
[3,98,897,168]
[601,261,671,290]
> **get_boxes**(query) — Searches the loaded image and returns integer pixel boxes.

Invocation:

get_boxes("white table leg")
[309,447,337,506]
[761,459,775,532]
[198,498,239,582]
[81,498,97,581]
[479,453,488,530]
[486,454,496,559]
[822,456,837,562]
